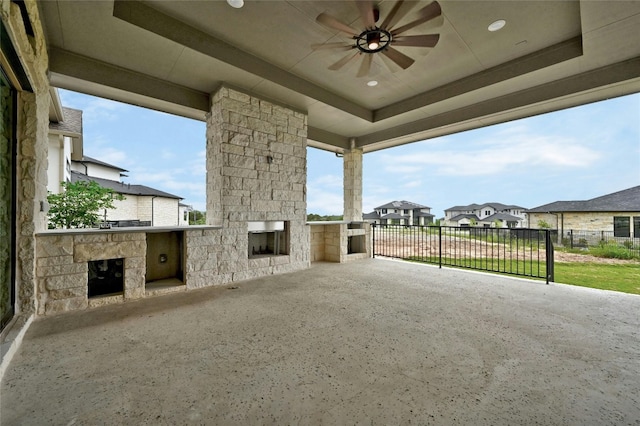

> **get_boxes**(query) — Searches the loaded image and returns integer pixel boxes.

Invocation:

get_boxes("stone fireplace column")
[343,146,363,223]
[203,86,310,280]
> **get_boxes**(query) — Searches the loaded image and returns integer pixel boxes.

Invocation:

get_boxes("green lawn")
[554,262,640,295]
[405,255,640,295]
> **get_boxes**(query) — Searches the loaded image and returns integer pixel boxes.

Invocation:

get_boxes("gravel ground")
[2,259,639,425]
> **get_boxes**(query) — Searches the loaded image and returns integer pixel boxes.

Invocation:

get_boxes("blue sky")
[59,89,639,218]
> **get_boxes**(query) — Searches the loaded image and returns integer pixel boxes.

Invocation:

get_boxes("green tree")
[307,213,343,222]
[47,180,124,229]
[469,218,478,227]
[537,219,551,229]
[189,210,207,225]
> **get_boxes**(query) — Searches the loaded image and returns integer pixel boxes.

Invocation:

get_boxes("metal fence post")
[545,230,554,284]
[372,223,376,258]
[438,226,442,268]
[569,229,573,249]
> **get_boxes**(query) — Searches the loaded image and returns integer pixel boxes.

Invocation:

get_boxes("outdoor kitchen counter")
[36,225,222,236]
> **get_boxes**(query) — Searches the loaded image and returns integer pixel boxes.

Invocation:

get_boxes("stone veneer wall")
[35,233,146,315]
[343,148,363,223]
[2,0,51,316]
[308,223,371,263]
[188,86,309,287]
[529,211,640,235]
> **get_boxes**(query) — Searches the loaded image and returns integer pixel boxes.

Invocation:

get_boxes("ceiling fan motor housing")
[356,28,392,53]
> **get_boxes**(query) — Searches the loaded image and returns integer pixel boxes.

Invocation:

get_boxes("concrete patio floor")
[2,259,639,425]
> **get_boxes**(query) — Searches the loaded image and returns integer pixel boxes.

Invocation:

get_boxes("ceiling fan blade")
[380,0,414,30]
[356,1,376,28]
[381,47,415,69]
[379,51,403,73]
[329,52,359,70]
[316,13,359,36]
[391,1,441,36]
[392,34,440,47]
[357,54,373,77]
[311,43,355,51]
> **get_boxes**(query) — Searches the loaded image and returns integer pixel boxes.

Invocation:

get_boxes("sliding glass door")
[0,68,16,332]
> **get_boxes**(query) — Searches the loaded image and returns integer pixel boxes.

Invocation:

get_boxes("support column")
[199,85,309,285]
[343,146,363,223]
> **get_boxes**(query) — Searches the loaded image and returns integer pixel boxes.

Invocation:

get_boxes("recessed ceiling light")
[488,19,506,32]
[227,0,244,8]
[367,80,378,87]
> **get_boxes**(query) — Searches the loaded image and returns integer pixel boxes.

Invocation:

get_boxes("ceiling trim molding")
[374,36,584,122]
[308,127,350,151]
[357,56,640,147]
[48,47,210,112]
[112,0,372,122]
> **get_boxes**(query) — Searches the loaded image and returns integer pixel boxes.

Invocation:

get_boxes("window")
[404,209,409,214]
[634,217,640,238]
[614,216,630,237]
[381,208,387,214]
[484,210,491,216]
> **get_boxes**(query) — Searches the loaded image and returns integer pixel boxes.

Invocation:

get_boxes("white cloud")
[312,174,343,188]
[403,180,423,189]
[306,188,343,215]
[189,150,206,176]
[380,133,601,177]
[90,147,129,167]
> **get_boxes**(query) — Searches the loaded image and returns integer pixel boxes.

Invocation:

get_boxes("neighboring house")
[527,185,640,238]
[443,203,527,228]
[47,91,83,194]
[47,92,189,227]
[71,155,128,181]
[364,201,434,225]
[71,171,186,227]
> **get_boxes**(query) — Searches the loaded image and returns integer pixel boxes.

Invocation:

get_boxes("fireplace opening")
[88,258,124,298]
[248,221,289,258]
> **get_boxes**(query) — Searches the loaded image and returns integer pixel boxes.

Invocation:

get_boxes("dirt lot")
[373,233,638,265]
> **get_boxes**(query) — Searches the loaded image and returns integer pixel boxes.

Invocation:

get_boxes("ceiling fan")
[313,0,442,77]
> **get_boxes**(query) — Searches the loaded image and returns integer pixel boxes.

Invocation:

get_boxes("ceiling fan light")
[366,32,380,50]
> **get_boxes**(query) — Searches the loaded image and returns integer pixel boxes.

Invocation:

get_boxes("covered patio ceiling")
[39,0,640,153]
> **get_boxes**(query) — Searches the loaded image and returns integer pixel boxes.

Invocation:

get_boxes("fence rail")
[372,225,554,283]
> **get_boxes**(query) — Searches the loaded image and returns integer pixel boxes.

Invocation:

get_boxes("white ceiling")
[39,0,640,153]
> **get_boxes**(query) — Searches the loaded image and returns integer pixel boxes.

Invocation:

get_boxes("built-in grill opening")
[248,221,289,258]
[88,258,124,298]
[348,235,366,254]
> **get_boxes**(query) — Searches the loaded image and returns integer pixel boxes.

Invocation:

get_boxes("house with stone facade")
[443,203,527,228]
[2,0,639,388]
[364,201,434,225]
[70,170,188,227]
[47,99,189,227]
[527,185,640,238]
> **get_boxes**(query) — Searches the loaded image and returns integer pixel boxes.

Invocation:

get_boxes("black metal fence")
[557,229,640,257]
[372,224,554,283]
